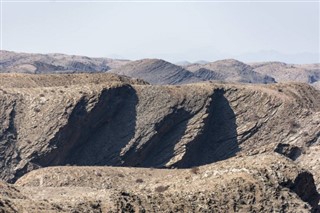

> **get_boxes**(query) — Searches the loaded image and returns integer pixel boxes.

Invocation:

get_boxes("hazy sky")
[1,1,319,63]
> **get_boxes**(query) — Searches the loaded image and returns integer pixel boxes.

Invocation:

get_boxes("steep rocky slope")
[0,73,319,212]
[0,50,129,73]
[0,73,319,186]
[109,59,202,85]
[185,59,276,84]
[250,62,320,87]
[0,154,317,212]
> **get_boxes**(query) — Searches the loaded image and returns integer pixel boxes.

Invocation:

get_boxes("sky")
[1,0,319,63]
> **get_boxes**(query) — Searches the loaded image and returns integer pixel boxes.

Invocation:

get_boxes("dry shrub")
[135,179,144,183]
[289,120,300,129]
[34,107,41,113]
[155,185,169,193]
[190,167,200,174]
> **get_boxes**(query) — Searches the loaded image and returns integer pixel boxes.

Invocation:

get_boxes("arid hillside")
[2,51,319,89]
[109,58,202,85]
[184,59,276,84]
[0,73,319,177]
[0,50,129,73]
[250,62,320,89]
[0,73,319,212]
[0,154,317,212]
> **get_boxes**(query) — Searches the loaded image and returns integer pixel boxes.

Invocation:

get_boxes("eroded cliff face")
[1,73,320,212]
[0,74,319,187]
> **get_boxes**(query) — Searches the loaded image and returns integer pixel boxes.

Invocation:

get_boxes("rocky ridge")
[109,59,201,85]
[185,59,276,84]
[0,50,129,73]
[0,73,319,181]
[250,61,320,89]
[0,72,319,212]
[3,51,319,89]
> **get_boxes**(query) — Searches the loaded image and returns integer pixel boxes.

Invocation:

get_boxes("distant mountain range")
[249,62,320,88]
[1,51,320,211]
[0,50,129,73]
[1,50,319,89]
[183,59,275,84]
[109,59,200,85]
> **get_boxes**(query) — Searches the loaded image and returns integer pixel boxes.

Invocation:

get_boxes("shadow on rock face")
[274,143,302,161]
[173,88,239,168]
[30,87,239,173]
[121,108,192,167]
[115,88,240,169]
[281,171,320,212]
[32,85,138,167]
